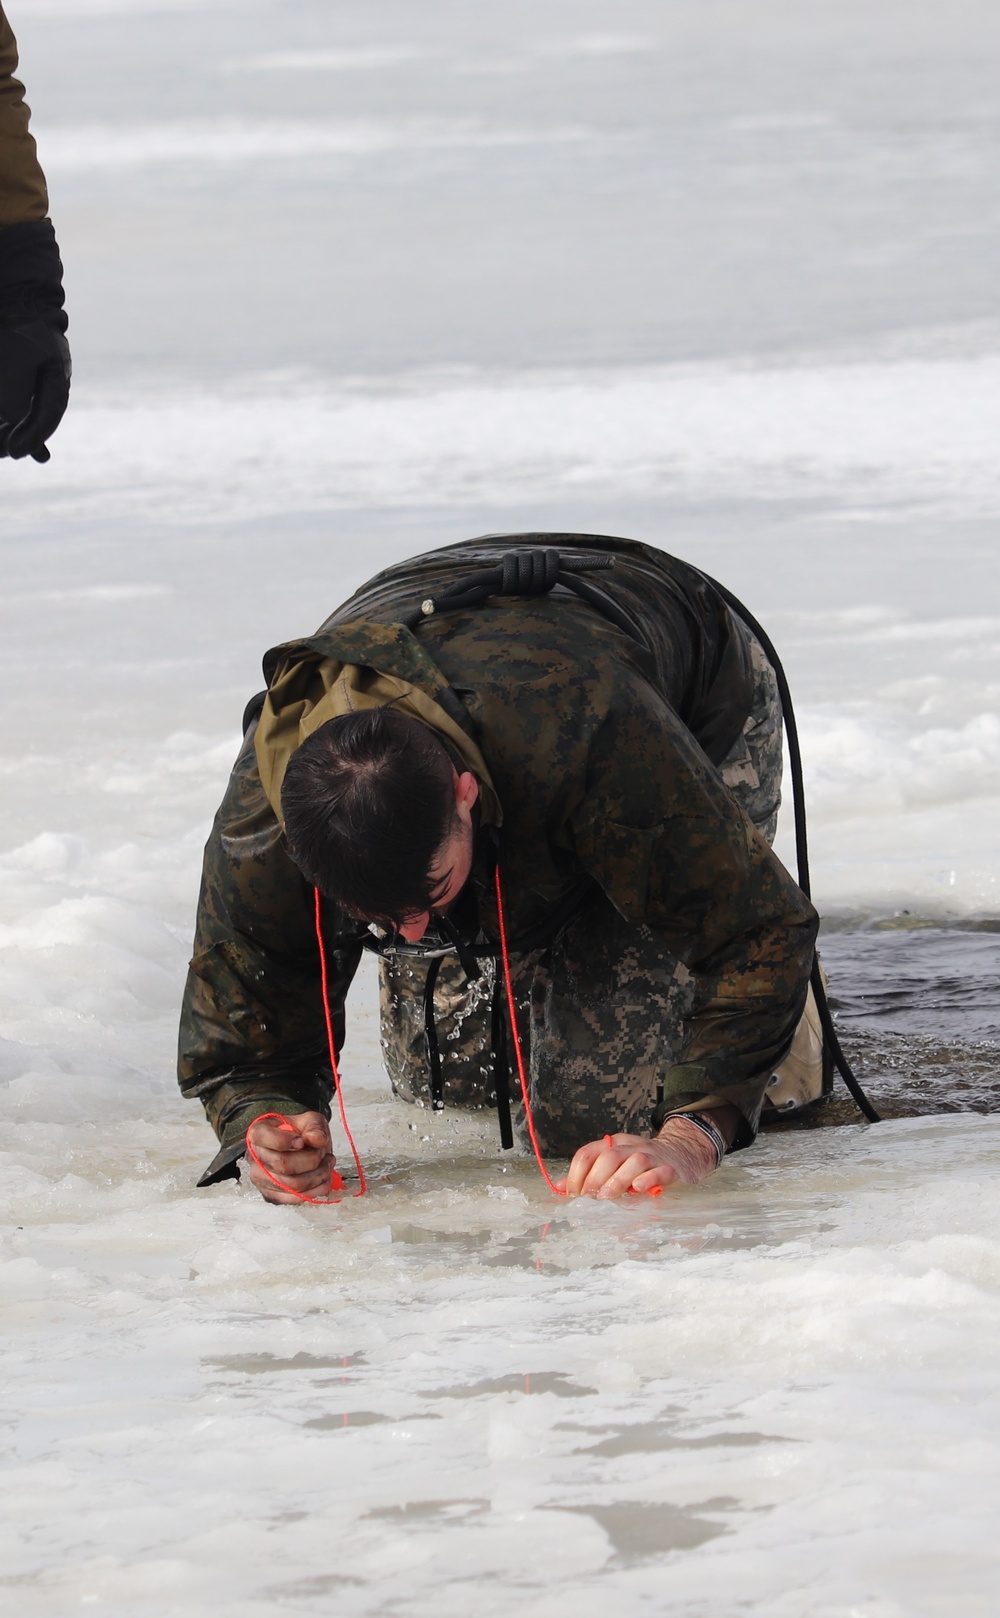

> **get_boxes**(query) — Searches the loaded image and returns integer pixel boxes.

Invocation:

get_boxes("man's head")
[281,708,479,941]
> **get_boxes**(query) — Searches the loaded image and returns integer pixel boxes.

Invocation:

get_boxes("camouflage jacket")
[179,534,818,1181]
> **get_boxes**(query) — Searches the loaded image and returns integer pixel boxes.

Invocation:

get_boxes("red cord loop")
[244,891,367,1205]
[245,1112,348,1205]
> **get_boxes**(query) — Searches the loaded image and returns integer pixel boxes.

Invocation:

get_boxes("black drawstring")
[422,955,445,1113]
[419,947,514,1146]
[490,974,514,1150]
[436,914,484,986]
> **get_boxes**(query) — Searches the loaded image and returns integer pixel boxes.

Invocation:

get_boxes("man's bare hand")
[244,1111,337,1204]
[556,1119,721,1199]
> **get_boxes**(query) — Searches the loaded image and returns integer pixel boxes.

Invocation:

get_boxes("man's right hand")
[244,1111,337,1203]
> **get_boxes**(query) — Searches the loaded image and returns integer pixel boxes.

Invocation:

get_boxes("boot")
[764,963,833,1113]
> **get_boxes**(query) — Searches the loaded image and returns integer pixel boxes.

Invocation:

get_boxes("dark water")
[762,926,1000,1132]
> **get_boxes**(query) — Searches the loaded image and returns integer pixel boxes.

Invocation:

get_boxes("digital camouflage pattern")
[178,534,818,1182]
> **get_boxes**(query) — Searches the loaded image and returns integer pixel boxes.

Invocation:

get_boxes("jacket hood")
[255,616,500,828]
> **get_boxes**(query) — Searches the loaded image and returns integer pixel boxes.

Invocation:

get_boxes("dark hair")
[281,708,460,925]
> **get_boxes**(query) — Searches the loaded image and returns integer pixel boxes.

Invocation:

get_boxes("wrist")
[0,220,67,324]
[656,1112,726,1172]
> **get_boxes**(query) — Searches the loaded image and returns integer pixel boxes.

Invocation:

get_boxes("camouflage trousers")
[378,636,783,1158]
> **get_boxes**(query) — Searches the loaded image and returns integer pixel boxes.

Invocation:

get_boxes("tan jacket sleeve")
[0,3,49,227]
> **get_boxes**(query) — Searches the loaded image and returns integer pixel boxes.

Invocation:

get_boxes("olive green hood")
[254,616,500,829]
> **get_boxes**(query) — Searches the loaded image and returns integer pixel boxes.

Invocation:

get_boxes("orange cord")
[494,866,565,1197]
[244,1111,348,1205]
[314,888,367,1196]
[243,891,368,1205]
[494,871,661,1199]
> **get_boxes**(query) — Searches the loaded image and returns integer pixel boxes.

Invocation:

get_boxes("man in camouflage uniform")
[179,534,819,1202]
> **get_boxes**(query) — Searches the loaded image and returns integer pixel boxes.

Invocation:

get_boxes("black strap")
[436,913,484,984]
[420,948,515,1145]
[423,955,445,1112]
[491,973,514,1150]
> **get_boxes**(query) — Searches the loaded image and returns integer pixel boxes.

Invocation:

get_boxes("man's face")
[396,770,479,943]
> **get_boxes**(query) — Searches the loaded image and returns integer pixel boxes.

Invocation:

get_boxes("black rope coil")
[699,571,881,1124]
[402,547,647,647]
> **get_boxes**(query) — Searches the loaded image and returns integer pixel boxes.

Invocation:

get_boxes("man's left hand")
[557,1120,721,1198]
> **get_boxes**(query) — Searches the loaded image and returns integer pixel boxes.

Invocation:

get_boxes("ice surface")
[3,0,1000,1612]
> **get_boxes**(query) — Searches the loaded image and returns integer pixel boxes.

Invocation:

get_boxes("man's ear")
[454,770,479,816]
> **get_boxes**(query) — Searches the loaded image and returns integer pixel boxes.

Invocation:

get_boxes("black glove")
[0,219,71,463]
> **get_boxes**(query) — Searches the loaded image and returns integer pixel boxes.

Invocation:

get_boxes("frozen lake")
[3,0,1000,1612]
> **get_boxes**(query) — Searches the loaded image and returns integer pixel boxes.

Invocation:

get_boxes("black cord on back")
[699,572,881,1124]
